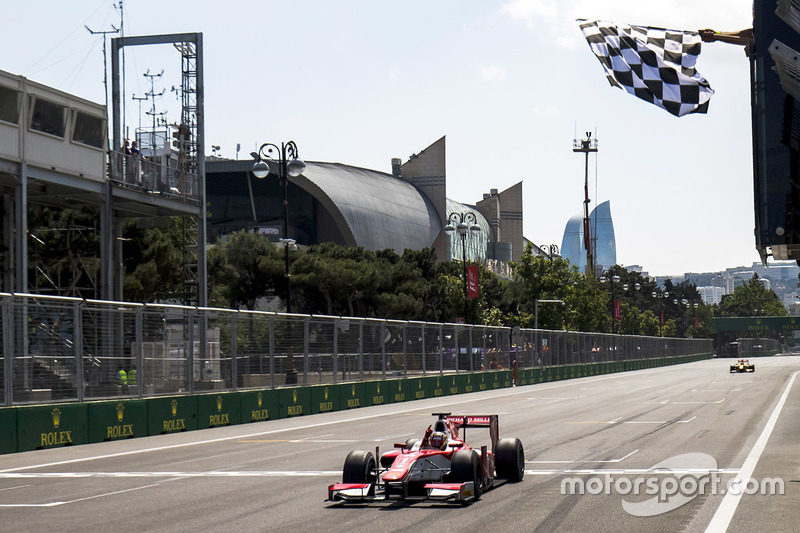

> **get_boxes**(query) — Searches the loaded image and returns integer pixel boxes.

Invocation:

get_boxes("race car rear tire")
[343,450,376,484]
[451,449,482,500]
[495,437,525,482]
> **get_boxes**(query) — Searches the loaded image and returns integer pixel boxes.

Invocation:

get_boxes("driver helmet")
[429,431,447,450]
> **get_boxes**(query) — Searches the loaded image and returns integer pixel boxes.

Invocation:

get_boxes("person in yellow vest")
[117,367,128,393]
[128,364,137,391]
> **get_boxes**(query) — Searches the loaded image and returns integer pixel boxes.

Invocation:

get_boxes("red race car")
[327,412,524,503]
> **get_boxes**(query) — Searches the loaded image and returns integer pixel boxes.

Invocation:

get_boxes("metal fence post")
[230,312,238,392]
[333,318,339,384]
[135,306,143,398]
[187,309,195,394]
[269,315,275,389]
[381,322,386,380]
[358,320,364,381]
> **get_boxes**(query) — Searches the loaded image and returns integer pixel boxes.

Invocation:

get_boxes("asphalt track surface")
[2,357,799,533]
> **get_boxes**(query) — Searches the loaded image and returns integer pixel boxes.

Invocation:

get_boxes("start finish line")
[711,316,800,332]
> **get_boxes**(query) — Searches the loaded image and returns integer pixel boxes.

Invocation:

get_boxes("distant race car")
[327,413,524,503]
[730,359,755,373]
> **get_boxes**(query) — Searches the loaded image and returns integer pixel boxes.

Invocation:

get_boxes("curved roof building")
[206,137,523,265]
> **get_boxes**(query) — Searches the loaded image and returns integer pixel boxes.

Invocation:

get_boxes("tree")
[716,274,787,317]
[206,230,282,309]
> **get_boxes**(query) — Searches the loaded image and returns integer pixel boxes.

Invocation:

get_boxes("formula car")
[327,413,524,503]
[730,359,755,373]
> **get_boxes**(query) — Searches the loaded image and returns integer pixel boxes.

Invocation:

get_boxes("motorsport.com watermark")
[560,453,785,517]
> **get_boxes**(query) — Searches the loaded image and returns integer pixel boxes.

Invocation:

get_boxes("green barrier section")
[341,382,366,409]
[517,368,530,386]
[445,374,463,395]
[17,403,88,452]
[147,396,198,435]
[0,407,17,454]
[388,379,409,403]
[364,380,390,406]
[476,373,490,392]
[501,370,513,388]
[310,384,340,414]
[463,373,478,393]
[279,386,311,417]
[197,392,242,429]
[429,375,448,397]
[405,376,432,400]
[241,389,279,422]
[88,400,147,443]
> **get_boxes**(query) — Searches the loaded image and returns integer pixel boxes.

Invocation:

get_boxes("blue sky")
[4,0,757,276]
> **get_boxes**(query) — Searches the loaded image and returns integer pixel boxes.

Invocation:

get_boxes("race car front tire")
[343,450,377,484]
[451,449,483,500]
[495,437,525,482]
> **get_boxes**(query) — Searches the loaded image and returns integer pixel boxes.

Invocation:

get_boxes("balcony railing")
[108,150,200,204]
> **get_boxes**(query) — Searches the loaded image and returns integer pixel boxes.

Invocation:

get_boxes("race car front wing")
[327,481,477,503]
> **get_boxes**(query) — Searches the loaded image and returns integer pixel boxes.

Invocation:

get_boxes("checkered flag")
[577,19,714,117]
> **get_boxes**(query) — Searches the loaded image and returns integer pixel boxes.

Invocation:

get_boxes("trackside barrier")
[364,380,388,406]
[87,399,147,443]
[2,354,712,455]
[0,407,17,454]
[279,386,310,417]
[147,396,198,435]
[17,403,88,452]
[198,392,242,429]
[241,389,279,422]
[310,385,340,414]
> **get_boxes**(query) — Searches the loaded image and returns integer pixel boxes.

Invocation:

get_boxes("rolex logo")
[51,408,61,428]
[216,396,223,412]
[257,392,263,408]
[171,399,178,417]
[116,403,125,422]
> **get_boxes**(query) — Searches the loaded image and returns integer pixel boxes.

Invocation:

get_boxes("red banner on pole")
[613,300,621,320]
[467,265,480,298]
[660,311,665,326]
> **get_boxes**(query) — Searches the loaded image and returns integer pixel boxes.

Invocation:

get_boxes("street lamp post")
[444,211,481,323]
[622,281,641,334]
[252,141,305,313]
[651,289,669,336]
[599,273,620,333]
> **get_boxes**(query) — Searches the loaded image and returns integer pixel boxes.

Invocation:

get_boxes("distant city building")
[698,286,725,305]
[560,200,617,273]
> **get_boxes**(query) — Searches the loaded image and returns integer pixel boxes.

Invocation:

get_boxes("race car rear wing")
[436,413,499,451]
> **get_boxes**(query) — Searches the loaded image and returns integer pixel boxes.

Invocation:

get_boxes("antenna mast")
[573,131,598,276]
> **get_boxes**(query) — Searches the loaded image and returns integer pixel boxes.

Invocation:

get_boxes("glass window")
[71,110,105,149]
[0,85,20,124]
[29,97,66,137]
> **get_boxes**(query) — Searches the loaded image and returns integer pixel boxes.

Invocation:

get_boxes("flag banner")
[577,19,714,117]
[467,265,480,298]
[613,300,621,320]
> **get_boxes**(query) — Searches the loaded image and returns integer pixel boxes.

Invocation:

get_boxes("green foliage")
[716,274,787,317]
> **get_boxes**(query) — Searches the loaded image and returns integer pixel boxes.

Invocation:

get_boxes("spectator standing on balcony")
[130,140,145,160]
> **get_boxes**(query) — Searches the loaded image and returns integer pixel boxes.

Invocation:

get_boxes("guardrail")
[0,292,713,407]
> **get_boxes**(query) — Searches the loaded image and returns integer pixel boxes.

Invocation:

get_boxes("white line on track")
[373,432,413,442]
[0,483,161,508]
[705,370,800,532]
[0,484,30,492]
[528,449,638,464]
[0,370,673,475]
[0,471,341,479]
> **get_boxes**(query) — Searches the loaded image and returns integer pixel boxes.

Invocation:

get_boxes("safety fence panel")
[0,293,714,406]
